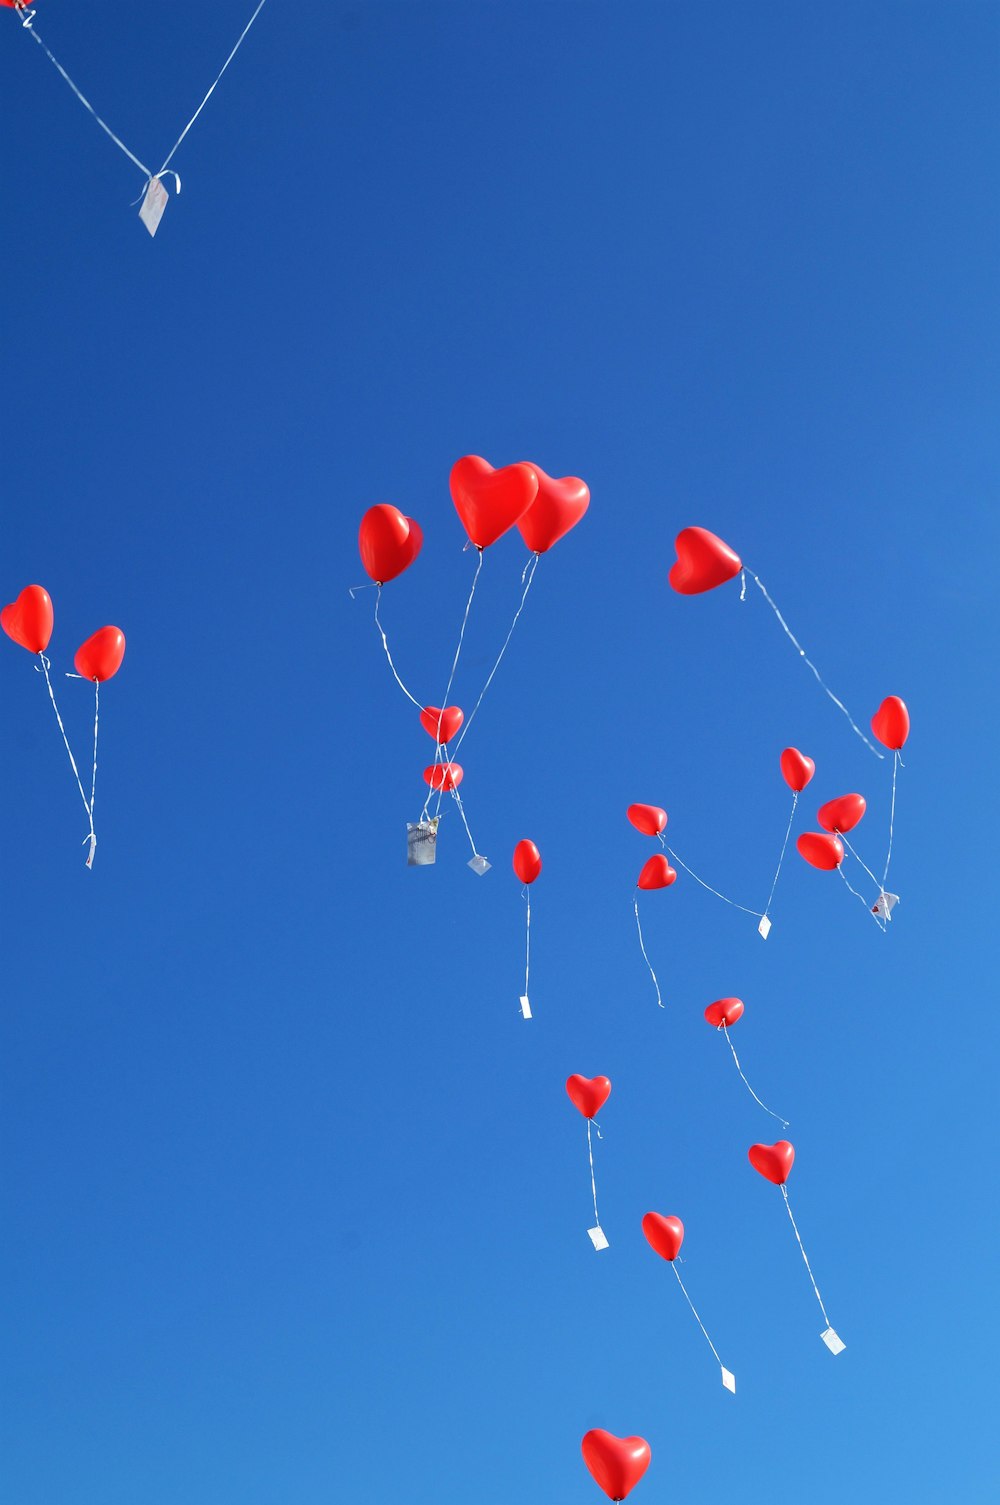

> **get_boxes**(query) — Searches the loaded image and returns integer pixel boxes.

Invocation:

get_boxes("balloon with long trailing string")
[512,840,542,1019]
[870,695,909,920]
[641,1212,736,1392]
[704,999,789,1128]
[633,854,676,1008]
[566,1075,612,1250]
[759,747,815,937]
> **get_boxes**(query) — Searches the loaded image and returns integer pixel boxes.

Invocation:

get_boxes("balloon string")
[586,1119,601,1228]
[524,888,531,1000]
[836,862,886,930]
[155,0,269,181]
[450,552,540,759]
[722,1026,789,1127]
[633,894,664,1008]
[428,549,484,820]
[664,844,762,919]
[37,653,96,866]
[780,1184,831,1328]
[372,587,422,708]
[671,1262,724,1369]
[88,679,99,868]
[762,790,797,920]
[449,785,480,860]
[882,750,899,886]
[743,568,884,759]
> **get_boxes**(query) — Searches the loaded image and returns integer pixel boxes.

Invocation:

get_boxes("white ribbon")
[780,1184,833,1329]
[586,1118,601,1229]
[671,1262,726,1371]
[633,894,663,1008]
[36,653,96,867]
[762,789,798,922]
[721,1025,789,1127]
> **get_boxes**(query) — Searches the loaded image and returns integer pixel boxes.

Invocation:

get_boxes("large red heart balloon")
[449,455,539,548]
[780,747,815,793]
[668,527,742,595]
[637,855,677,890]
[817,793,866,834]
[749,1140,795,1185]
[627,803,667,836]
[581,1430,651,1501]
[358,504,423,584]
[423,762,463,791]
[705,997,744,1028]
[1,584,53,654]
[512,838,542,885]
[797,832,843,870]
[74,626,126,682]
[566,1074,611,1120]
[871,695,910,751]
[420,705,463,743]
[641,1211,684,1262]
[515,462,589,553]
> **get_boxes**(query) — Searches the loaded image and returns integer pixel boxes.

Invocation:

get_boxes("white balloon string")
[722,1026,789,1127]
[836,862,886,930]
[449,785,479,859]
[633,894,664,1008]
[450,552,539,759]
[87,678,100,868]
[36,653,96,865]
[671,1262,724,1368]
[664,845,762,919]
[882,750,899,886]
[744,568,884,759]
[762,790,797,920]
[155,0,269,179]
[524,888,531,1000]
[586,1118,601,1228]
[372,587,422,708]
[780,1184,832,1327]
[839,832,882,891]
[429,549,484,820]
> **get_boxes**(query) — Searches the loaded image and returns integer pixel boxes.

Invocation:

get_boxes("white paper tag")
[139,176,169,237]
[820,1326,846,1354]
[467,854,491,875]
[872,891,899,920]
[721,1366,736,1393]
[757,915,772,939]
[587,1225,609,1251]
[519,995,532,1020]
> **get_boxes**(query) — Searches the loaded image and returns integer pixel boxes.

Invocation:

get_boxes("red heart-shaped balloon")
[668,527,742,595]
[641,1211,684,1262]
[705,997,744,1028]
[515,463,589,553]
[358,504,423,584]
[566,1074,611,1120]
[74,626,126,682]
[780,747,815,793]
[627,803,667,836]
[797,832,843,870]
[582,1429,651,1501]
[637,855,677,890]
[512,838,542,885]
[423,762,462,791]
[420,705,463,743]
[749,1140,795,1185]
[817,793,866,834]
[1,584,53,654]
[871,696,909,751]
[449,456,539,548]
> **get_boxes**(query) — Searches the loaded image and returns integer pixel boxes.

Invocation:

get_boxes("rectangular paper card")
[757,915,772,939]
[468,854,491,875]
[587,1225,609,1251]
[139,177,169,237]
[872,891,899,920]
[519,995,532,1020]
[406,821,438,866]
[820,1327,846,1354]
[721,1367,736,1393]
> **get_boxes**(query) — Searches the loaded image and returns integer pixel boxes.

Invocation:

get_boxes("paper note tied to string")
[588,1226,610,1251]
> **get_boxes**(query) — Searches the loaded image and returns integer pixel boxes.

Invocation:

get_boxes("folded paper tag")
[721,1367,736,1393]
[519,995,532,1020]
[406,820,438,866]
[467,854,491,875]
[820,1326,846,1355]
[139,176,169,237]
[757,915,772,939]
[587,1225,609,1251]
[872,891,899,920]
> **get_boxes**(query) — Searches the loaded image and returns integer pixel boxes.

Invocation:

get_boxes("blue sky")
[1,3,997,1501]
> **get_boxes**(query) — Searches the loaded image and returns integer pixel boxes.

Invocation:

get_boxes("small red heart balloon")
[449,455,539,548]
[641,1211,684,1262]
[780,747,815,792]
[420,705,463,743]
[871,695,910,751]
[566,1074,611,1120]
[817,793,866,834]
[74,626,126,682]
[1,584,53,654]
[512,839,542,885]
[637,855,677,890]
[627,803,667,836]
[358,504,423,584]
[515,462,589,553]
[705,997,744,1028]
[797,831,843,870]
[668,526,742,595]
[423,762,462,791]
[581,1430,651,1501]
[749,1140,795,1185]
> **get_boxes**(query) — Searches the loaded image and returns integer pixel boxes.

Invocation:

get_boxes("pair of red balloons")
[582,1430,651,1501]
[450,455,589,552]
[797,790,866,869]
[512,839,542,884]
[2,585,126,681]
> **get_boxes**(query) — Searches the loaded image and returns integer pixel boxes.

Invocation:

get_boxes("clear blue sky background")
[2,3,997,1502]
